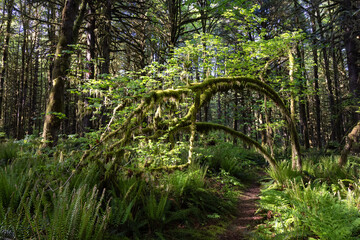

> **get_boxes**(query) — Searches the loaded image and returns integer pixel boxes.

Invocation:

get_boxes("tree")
[42,0,87,147]
[0,0,14,129]
[341,0,360,121]
[339,121,360,167]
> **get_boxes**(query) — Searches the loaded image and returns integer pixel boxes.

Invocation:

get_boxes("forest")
[0,0,359,239]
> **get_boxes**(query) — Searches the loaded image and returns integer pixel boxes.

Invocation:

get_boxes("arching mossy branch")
[83,76,301,172]
[188,77,301,170]
[100,88,191,142]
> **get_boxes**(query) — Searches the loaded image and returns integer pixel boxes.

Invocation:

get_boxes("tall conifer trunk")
[342,0,359,121]
[0,0,14,130]
[310,2,322,148]
[42,0,87,147]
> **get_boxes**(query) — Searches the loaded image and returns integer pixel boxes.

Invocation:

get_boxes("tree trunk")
[288,47,302,170]
[47,1,57,100]
[339,122,360,167]
[17,1,29,139]
[316,7,337,141]
[82,3,96,133]
[0,0,14,130]
[297,45,310,149]
[288,47,296,124]
[341,0,359,121]
[233,92,239,144]
[310,5,322,148]
[42,0,87,147]
[265,99,274,157]
[101,0,111,75]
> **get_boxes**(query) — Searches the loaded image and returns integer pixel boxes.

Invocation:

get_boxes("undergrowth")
[255,154,360,240]
[196,141,265,182]
[0,138,260,239]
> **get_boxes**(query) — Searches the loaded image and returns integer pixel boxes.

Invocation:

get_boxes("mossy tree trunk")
[288,47,296,124]
[188,93,200,164]
[288,47,302,170]
[339,122,360,167]
[42,0,87,147]
[260,60,274,156]
[100,0,111,75]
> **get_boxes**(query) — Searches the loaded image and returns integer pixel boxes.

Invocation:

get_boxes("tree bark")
[0,0,14,130]
[42,0,87,147]
[339,122,360,167]
[341,0,360,121]
[101,0,111,75]
[82,3,96,133]
[310,4,322,148]
[315,7,337,141]
[233,92,239,144]
[288,47,302,170]
[288,47,296,124]
[297,45,310,149]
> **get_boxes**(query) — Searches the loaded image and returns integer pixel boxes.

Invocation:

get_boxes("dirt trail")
[218,182,263,239]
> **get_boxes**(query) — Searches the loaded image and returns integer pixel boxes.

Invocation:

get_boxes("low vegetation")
[254,154,360,240]
[0,138,265,239]
[2,133,360,240]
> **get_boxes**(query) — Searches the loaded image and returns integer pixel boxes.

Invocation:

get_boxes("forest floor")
[218,181,263,239]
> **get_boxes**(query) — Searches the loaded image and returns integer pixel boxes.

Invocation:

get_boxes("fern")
[0,142,18,166]
[258,179,360,239]
[144,192,169,230]
[48,185,110,240]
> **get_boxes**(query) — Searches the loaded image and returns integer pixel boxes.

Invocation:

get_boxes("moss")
[83,76,300,171]
[188,93,200,164]
[144,88,191,105]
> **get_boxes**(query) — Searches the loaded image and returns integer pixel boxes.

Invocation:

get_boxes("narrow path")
[218,182,263,239]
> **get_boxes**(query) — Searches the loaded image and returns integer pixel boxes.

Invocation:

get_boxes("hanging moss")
[82,76,301,172]
[189,77,301,170]
[187,93,200,165]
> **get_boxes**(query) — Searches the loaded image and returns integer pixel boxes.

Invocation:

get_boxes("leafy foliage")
[196,141,264,181]
[0,142,18,166]
[256,155,360,239]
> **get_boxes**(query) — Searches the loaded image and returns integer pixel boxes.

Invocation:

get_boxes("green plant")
[48,185,110,240]
[0,142,18,166]
[144,192,170,231]
[196,142,263,181]
[162,164,207,197]
[266,160,302,188]
[257,179,360,239]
